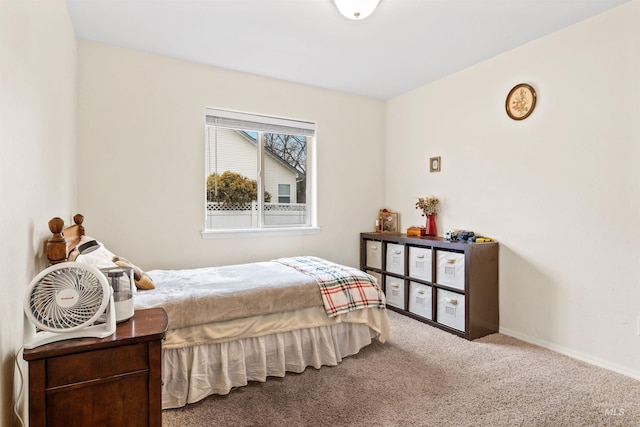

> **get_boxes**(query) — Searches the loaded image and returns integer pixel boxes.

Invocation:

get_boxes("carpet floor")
[162,310,640,426]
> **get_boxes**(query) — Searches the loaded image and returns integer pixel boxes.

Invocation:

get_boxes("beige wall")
[386,1,640,377]
[2,2,639,424]
[0,0,77,425]
[76,41,386,270]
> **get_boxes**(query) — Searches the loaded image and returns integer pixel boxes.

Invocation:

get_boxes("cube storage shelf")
[360,232,499,340]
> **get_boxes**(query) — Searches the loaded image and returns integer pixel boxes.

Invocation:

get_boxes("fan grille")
[28,265,106,330]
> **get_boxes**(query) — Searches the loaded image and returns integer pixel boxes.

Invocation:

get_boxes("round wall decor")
[505,83,537,120]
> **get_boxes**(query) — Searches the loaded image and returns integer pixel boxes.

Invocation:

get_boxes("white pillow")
[75,241,118,269]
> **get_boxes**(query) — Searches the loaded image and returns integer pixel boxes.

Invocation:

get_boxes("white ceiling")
[65,0,630,99]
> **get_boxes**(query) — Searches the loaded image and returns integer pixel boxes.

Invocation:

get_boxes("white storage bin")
[436,251,465,290]
[408,246,432,281]
[408,282,432,319]
[437,288,465,332]
[365,240,382,269]
[384,275,405,309]
[385,243,405,275]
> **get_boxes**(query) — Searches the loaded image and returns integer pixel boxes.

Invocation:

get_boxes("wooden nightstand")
[23,308,168,427]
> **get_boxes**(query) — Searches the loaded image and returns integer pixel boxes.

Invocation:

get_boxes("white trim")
[201,226,321,239]
[499,326,640,381]
[205,107,315,133]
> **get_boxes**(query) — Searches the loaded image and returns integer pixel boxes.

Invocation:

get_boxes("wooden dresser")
[23,308,168,427]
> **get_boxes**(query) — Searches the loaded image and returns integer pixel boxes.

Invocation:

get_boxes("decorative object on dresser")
[444,229,494,243]
[406,226,426,237]
[23,308,168,427]
[415,196,439,237]
[360,232,498,340]
[379,209,399,233]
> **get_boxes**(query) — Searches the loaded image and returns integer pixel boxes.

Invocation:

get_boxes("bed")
[46,215,390,409]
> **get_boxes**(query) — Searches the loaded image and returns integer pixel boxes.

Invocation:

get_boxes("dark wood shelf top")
[360,232,498,250]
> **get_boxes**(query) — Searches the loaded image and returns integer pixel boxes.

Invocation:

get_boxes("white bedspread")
[135,261,323,330]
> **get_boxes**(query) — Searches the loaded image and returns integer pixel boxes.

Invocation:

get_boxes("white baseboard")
[499,327,640,381]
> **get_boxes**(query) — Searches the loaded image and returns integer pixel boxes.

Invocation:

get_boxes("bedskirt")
[161,310,385,409]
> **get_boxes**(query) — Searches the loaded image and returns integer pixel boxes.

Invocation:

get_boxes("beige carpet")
[162,310,640,426]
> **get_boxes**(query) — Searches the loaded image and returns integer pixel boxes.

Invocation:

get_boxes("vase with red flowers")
[415,196,440,237]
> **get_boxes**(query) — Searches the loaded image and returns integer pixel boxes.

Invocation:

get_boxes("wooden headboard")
[46,213,86,265]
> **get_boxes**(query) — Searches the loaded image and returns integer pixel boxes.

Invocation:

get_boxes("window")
[203,108,317,237]
[278,184,291,204]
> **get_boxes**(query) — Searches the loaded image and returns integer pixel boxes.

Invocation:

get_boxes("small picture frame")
[429,156,441,173]
[380,211,399,233]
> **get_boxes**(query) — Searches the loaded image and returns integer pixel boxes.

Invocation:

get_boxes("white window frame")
[201,107,320,239]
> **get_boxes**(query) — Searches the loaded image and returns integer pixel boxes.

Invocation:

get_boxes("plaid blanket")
[274,256,386,317]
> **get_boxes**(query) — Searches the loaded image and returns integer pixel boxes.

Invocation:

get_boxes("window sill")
[201,226,321,240]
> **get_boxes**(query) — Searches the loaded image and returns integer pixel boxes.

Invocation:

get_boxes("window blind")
[205,108,315,137]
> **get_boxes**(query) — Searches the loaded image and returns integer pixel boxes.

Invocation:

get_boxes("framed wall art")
[429,156,441,172]
[506,83,537,120]
[380,210,399,233]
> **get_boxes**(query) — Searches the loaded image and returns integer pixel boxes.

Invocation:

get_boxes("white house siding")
[206,127,298,203]
[265,158,297,203]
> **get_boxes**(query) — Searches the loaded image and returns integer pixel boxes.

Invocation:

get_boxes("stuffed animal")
[112,256,155,290]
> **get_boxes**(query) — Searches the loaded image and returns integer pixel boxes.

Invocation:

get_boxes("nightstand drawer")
[384,275,405,309]
[385,243,405,275]
[365,240,382,269]
[437,289,465,332]
[408,246,432,281]
[436,250,465,290]
[408,281,432,319]
[47,343,149,388]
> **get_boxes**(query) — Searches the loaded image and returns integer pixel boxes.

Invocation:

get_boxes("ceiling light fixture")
[332,0,381,20]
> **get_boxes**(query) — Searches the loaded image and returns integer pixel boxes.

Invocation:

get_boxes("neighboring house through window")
[278,184,291,204]
[203,108,316,236]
